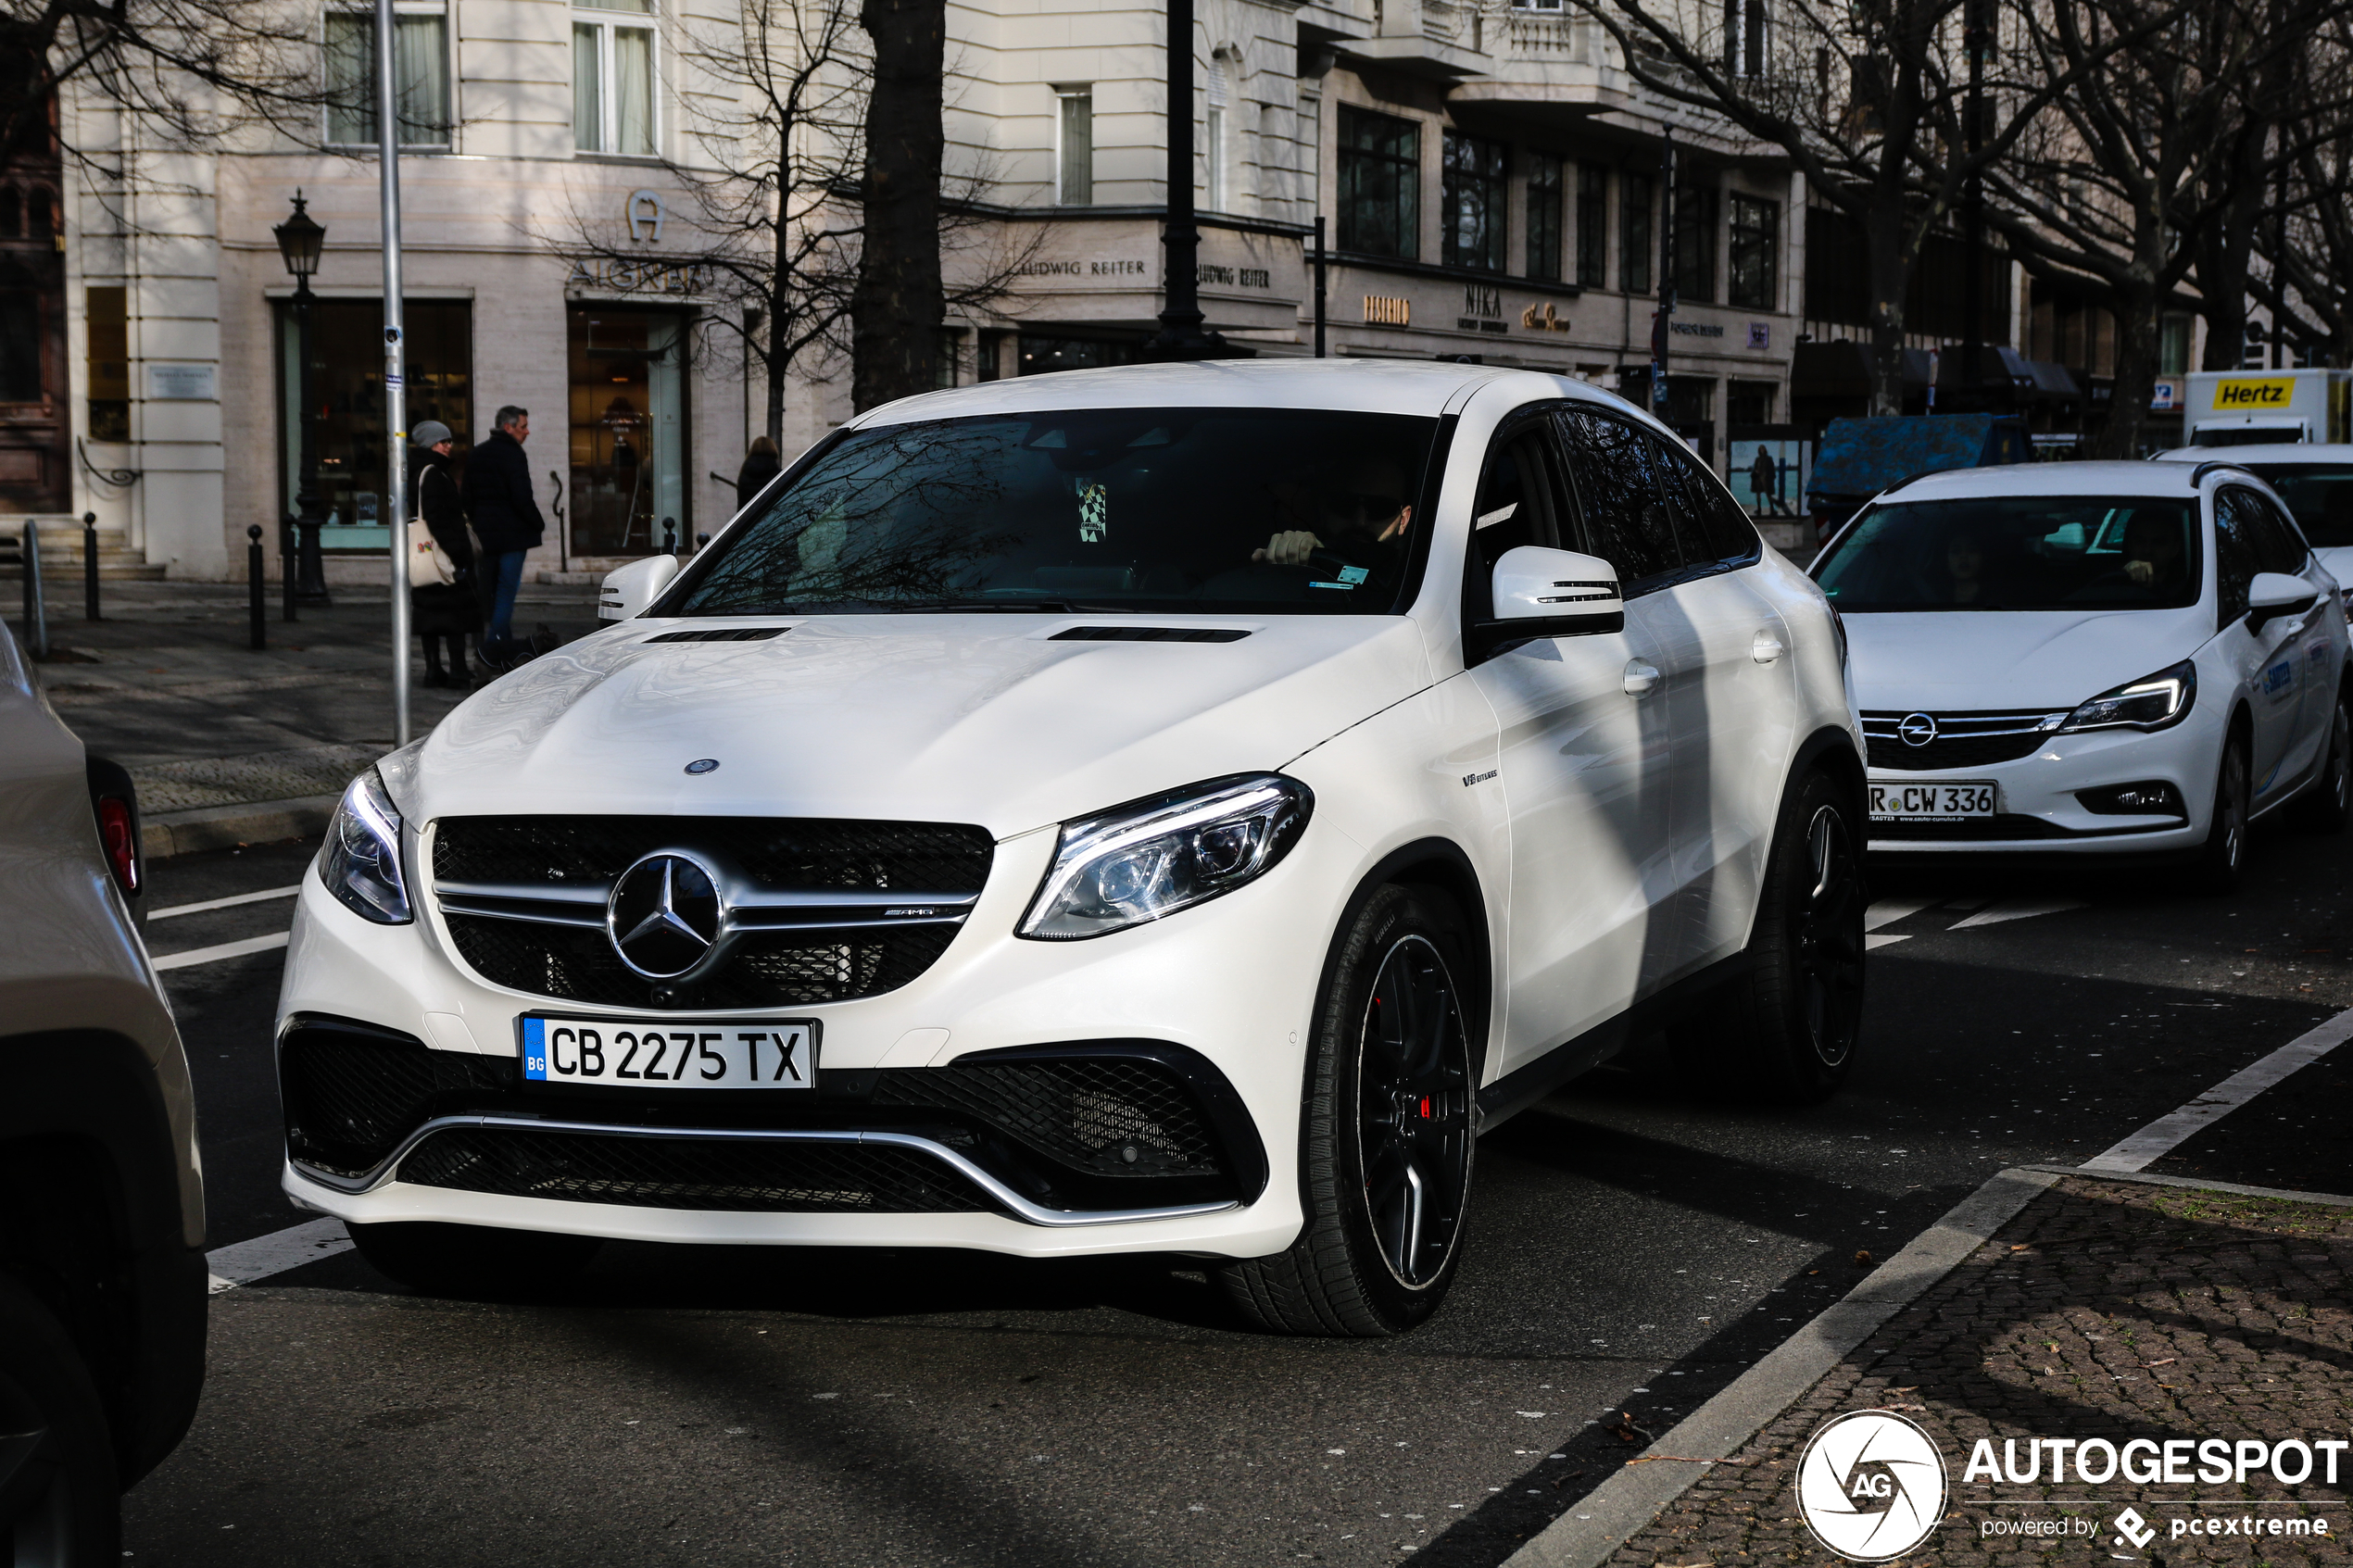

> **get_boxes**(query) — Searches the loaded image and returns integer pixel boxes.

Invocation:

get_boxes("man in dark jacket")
[462,405,543,665]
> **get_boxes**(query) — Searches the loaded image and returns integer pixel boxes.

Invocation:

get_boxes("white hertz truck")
[2185,368,2352,446]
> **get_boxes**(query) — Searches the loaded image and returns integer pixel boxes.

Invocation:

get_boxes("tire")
[2289,692,2350,834]
[1219,884,1478,1336]
[1670,768,1867,1104]
[0,1275,120,1568]
[2194,735,2252,896]
[347,1222,602,1298]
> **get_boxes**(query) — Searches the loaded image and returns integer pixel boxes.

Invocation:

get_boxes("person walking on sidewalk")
[408,420,479,687]
[462,405,544,667]
[735,435,782,511]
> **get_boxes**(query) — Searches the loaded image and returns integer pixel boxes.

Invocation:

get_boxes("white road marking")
[1863,897,1937,933]
[206,1217,353,1294]
[1865,934,1911,950]
[1948,897,2088,931]
[2082,1004,2353,1173]
[150,884,303,921]
[152,931,289,971]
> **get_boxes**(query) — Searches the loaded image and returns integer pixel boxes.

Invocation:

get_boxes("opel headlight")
[2057,660,2196,734]
[1018,773,1313,940]
[319,769,412,923]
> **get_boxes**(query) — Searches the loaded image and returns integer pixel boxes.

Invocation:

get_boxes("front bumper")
[278,815,1355,1260]
[1866,710,2220,855]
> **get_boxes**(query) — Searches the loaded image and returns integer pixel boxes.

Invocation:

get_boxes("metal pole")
[1313,215,1327,358]
[22,520,45,660]
[292,268,331,606]
[247,526,266,650]
[1959,0,1986,409]
[82,510,99,621]
[377,0,411,747]
[1652,126,1676,422]
[1144,0,1226,360]
[282,515,299,621]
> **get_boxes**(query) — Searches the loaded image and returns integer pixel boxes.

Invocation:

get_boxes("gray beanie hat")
[411,420,452,447]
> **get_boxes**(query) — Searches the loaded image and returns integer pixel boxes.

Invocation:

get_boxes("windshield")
[2241,466,2353,548]
[1812,495,2202,611]
[669,408,1442,617]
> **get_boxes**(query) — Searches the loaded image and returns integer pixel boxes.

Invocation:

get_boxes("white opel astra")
[1811,459,2350,886]
[280,361,1862,1335]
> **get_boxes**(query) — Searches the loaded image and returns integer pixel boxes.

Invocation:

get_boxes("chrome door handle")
[1752,629,1786,663]
[1624,659,1661,696]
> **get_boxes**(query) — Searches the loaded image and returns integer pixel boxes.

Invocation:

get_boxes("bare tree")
[2242,25,2353,368]
[1561,0,2165,414]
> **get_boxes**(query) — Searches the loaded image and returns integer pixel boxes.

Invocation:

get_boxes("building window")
[1673,183,1717,303]
[1576,165,1607,288]
[1526,154,1564,282]
[1728,194,1777,309]
[573,0,656,157]
[1056,88,1093,205]
[86,283,128,441]
[1621,172,1653,295]
[1339,106,1419,259]
[569,306,686,552]
[2159,312,2193,375]
[1512,0,1564,10]
[278,298,472,548]
[1206,56,1230,212]
[325,6,451,147]
[1441,130,1507,272]
[1724,0,1766,76]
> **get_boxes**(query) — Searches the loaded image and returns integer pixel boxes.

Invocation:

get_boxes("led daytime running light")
[1018,773,1312,941]
[2057,660,2196,734]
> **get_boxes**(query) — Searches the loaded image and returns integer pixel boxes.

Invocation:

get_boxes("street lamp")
[273,191,333,606]
[1143,0,1231,362]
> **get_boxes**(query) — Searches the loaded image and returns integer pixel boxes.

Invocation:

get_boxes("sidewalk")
[19,579,600,857]
[1541,1173,2352,1568]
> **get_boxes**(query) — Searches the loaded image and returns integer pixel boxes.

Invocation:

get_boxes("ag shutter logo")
[1795,1411,1949,1562]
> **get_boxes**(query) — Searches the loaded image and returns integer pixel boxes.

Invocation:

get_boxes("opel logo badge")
[1897,713,1939,747]
[607,852,724,980]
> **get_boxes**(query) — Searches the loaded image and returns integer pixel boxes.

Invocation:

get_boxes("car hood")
[402,615,1432,837]
[1842,607,2213,712]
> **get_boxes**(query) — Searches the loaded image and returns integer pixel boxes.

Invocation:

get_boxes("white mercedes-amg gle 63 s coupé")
[278,359,1864,1336]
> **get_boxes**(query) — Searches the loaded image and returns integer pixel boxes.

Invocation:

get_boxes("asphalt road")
[120,816,2353,1567]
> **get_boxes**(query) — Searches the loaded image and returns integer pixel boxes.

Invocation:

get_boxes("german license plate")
[1869,780,1996,821]
[518,1016,817,1088]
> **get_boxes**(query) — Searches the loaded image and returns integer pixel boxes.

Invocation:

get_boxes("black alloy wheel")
[1669,767,1866,1103]
[1221,884,1478,1336]
[2195,737,2252,895]
[0,1276,119,1567]
[2290,693,2351,834]
[1355,934,1474,1290]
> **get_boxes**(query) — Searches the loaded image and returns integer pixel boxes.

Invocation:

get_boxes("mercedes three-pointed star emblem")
[607,852,725,980]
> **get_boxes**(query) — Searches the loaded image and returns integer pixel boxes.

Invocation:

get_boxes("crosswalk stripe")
[206,1217,354,1294]
[150,884,303,921]
[152,931,290,971]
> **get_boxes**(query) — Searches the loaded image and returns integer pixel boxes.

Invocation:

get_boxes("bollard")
[22,519,46,660]
[280,516,298,622]
[696,532,710,555]
[662,516,677,555]
[247,526,266,650]
[82,510,99,621]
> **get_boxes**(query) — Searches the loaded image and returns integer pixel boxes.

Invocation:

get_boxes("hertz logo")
[2213,377,2294,408]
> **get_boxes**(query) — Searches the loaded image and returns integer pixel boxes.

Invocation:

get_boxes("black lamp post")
[1143,0,1231,362]
[273,192,333,606]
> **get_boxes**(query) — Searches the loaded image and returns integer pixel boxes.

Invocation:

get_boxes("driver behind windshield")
[1252,456,1416,570]
[2118,513,2190,591]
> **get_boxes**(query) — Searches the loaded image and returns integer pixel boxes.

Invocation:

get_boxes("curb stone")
[142,793,336,860]
[1501,1160,2353,1568]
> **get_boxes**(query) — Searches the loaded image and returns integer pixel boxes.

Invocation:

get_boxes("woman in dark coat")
[409,420,481,687]
[736,435,783,511]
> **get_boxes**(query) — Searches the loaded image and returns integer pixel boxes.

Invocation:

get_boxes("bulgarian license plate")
[1869,780,1996,821]
[519,1016,817,1088]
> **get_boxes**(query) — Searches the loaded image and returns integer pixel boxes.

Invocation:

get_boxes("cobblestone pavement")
[1608,1177,2351,1567]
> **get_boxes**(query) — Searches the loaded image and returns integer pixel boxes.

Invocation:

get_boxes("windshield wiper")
[879,598,1115,613]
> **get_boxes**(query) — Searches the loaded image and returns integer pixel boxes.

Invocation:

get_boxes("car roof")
[2150,444,2353,467]
[1880,460,2211,503]
[845,358,1636,428]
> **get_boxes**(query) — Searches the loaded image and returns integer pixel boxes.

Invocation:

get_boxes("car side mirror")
[1470,546,1625,659]
[598,553,681,622]
[2246,571,2317,630]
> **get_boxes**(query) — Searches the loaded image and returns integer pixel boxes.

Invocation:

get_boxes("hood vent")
[643,626,788,644]
[1050,626,1251,644]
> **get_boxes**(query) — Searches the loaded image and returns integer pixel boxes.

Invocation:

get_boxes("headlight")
[2057,660,2196,734]
[319,769,412,923]
[1017,773,1313,941]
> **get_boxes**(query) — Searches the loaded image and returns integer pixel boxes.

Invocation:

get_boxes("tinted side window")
[2214,490,2259,625]
[2243,490,2309,573]
[1466,424,1568,621]
[1555,409,1682,589]
[1648,433,1761,567]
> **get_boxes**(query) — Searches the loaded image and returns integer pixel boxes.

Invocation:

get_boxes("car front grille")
[874,1057,1221,1178]
[399,1127,993,1213]
[431,815,992,1010]
[280,1020,516,1177]
[1862,709,2069,771]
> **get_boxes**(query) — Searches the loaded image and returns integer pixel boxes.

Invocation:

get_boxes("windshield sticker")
[1077,481,1108,543]
[1309,565,1372,590]
[1476,502,1518,530]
